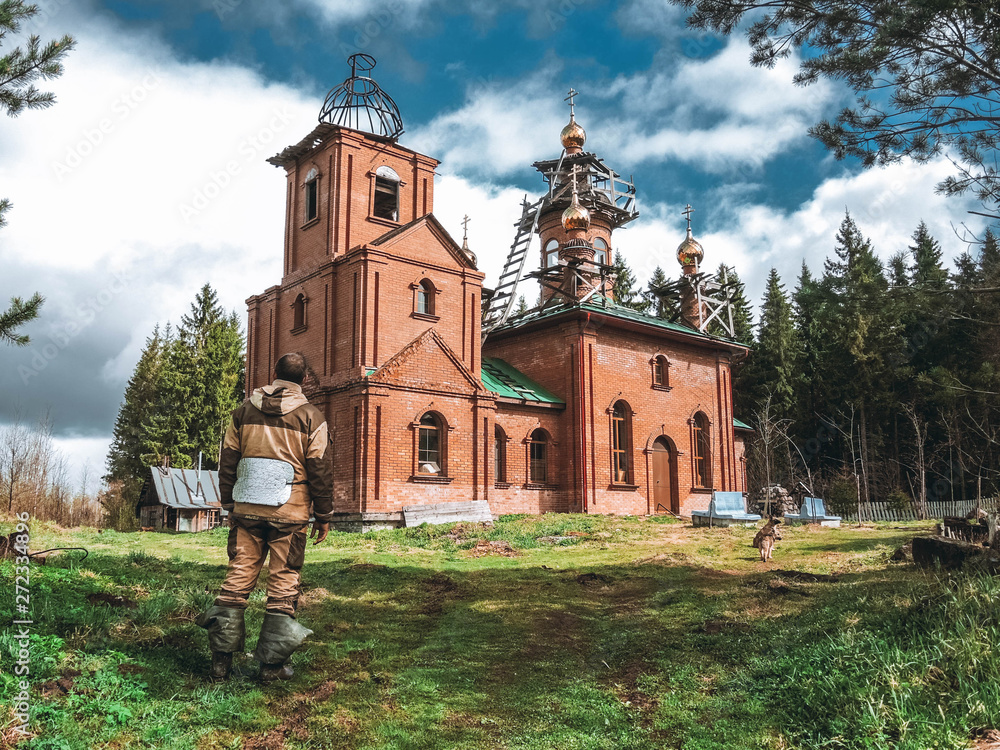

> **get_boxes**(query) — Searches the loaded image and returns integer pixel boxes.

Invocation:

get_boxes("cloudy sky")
[0,0,988,490]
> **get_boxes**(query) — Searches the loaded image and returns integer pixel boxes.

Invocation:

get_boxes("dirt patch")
[576,572,612,586]
[972,729,1000,749]
[86,592,137,609]
[37,676,75,699]
[700,620,753,635]
[445,521,493,543]
[467,539,517,557]
[243,680,338,750]
[606,660,658,720]
[419,573,460,616]
[117,663,146,676]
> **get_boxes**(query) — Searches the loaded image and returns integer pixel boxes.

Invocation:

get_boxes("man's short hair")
[275,353,307,384]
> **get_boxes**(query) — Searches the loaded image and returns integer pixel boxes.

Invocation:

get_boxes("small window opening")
[304,168,319,223]
[529,429,548,484]
[292,294,306,329]
[416,279,435,316]
[373,166,399,221]
[418,413,441,474]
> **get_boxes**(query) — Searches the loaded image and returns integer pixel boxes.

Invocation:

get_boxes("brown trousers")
[215,516,308,615]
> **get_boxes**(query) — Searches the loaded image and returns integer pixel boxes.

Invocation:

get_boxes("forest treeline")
[102,283,244,528]
[616,212,1000,517]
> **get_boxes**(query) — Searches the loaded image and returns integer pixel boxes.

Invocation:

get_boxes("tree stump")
[912,535,992,569]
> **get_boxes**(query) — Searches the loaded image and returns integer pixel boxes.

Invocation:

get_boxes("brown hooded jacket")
[218,379,333,523]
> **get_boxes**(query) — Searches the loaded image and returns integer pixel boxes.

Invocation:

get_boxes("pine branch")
[0,292,43,346]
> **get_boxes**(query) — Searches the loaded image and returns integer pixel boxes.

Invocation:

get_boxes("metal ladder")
[481,194,545,337]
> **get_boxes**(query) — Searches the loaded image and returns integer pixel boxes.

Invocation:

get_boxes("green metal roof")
[494,294,746,347]
[733,417,753,430]
[481,357,564,404]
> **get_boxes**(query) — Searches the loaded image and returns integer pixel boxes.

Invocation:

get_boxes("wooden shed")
[137,466,225,532]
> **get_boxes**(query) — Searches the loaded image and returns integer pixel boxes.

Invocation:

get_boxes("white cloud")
[0,14,318,481]
[610,156,989,318]
[408,39,843,179]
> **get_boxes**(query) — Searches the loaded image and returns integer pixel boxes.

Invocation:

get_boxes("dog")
[753,517,782,562]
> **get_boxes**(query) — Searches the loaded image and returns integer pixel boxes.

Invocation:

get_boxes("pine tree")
[611,251,649,311]
[0,2,74,345]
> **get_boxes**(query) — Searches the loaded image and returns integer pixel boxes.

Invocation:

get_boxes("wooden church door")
[652,436,678,514]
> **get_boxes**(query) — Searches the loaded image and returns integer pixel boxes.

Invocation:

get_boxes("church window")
[373,165,400,221]
[593,237,608,266]
[418,413,443,474]
[652,355,669,388]
[545,239,560,268]
[529,429,548,484]
[415,279,436,316]
[611,401,632,483]
[292,293,307,330]
[495,424,507,484]
[304,168,319,223]
[693,412,712,488]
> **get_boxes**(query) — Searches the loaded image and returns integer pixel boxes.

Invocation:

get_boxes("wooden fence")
[838,497,1000,522]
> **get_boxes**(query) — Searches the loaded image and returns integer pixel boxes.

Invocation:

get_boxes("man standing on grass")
[197,352,333,682]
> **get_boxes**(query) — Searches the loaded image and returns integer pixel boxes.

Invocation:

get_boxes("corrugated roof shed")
[145,467,223,509]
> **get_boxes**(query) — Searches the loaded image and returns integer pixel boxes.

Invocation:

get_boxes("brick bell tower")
[532,90,638,306]
[245,55,489,529]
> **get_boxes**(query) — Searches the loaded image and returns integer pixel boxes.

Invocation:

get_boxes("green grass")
[2,515,995,748]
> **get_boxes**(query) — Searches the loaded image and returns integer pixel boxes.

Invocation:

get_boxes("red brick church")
[244,57,750,530]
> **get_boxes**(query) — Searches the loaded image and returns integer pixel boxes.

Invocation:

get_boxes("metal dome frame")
[319,54,404,139]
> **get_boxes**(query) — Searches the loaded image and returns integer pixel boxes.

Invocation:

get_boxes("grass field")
[2,514,1000,749]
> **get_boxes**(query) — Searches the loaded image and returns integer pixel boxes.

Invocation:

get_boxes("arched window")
[652,355,669,388]
[545,239,560,268]
[373,165,399,221]
[304,167,319,223]
[611,401,632,483]
[693,412,712,488]
[292,293,306,330]
[418,413,442,474]
[529,429,548,484]
[494,424,507,484]
[415,279,436,316]
[593,237,608,266]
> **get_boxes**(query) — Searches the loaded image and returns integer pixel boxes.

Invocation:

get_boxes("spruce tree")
[644,266,669,318]
[611,251,649,311]
[819,212,895,503]
[173,284,245,469]
[749,268,798,418]
[708,264,753,344]
[106,326,167,484]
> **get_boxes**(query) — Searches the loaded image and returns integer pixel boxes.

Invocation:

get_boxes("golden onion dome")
[676,227,704,268]
[562,192,591,231]
[561,116,586,152]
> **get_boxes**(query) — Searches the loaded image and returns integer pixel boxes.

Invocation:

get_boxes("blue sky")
[0,0,987,486]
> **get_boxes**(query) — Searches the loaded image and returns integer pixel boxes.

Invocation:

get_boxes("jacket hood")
[250,379,310,416]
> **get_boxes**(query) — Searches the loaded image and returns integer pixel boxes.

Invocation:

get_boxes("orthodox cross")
[461,214,470,243]
[682,204,695,232]
[565,88,578,118]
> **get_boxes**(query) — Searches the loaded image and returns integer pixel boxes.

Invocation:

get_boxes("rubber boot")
[196,605,246,680]
[254,612,313,683]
